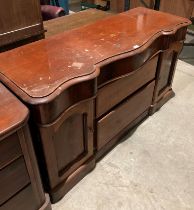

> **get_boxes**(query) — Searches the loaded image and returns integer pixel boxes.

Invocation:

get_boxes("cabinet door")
[39,99,94,189]
[0,0,43,46]
[151,40,184,114]
[152,45,180,106]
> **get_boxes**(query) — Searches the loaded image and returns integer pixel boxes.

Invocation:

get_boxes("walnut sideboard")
[0,8,190,203]
[0,83,51,210]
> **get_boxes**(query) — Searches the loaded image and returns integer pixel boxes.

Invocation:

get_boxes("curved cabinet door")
[38,99,95,201]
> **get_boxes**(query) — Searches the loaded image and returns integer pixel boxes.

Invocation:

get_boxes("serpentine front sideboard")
[0,8,190,203]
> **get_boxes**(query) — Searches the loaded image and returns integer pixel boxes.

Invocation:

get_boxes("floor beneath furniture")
[179,32,194,66]
[52,60,194,210]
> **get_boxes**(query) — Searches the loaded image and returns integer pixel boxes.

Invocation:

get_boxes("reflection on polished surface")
[0,8,190,99]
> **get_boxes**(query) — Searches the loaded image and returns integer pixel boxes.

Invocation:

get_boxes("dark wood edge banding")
[39,194,52,210]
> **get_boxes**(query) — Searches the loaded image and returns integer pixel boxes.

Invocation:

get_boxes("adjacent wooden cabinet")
[130,0,155,9]
[114,0,194,19]
[159,0,194,18]
[0,0,44,50]
[192,7,194,17]
[110,0,126,12]
[84,0,194,20]
[0,83,51,210]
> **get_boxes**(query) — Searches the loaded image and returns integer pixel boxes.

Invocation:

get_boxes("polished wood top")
[0,8,190,103]
[44,9,113,38]
[0,83,28,137]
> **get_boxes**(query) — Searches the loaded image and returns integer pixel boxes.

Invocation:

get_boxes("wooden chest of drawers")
[0,83,51,210]
[0,0,44,51]
[0,8,190,203]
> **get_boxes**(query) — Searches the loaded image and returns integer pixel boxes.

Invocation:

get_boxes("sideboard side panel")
[151,40,184,114]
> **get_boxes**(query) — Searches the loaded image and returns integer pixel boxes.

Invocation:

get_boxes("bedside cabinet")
[0,83,51,210]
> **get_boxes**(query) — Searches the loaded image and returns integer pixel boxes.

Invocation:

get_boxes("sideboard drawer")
[96,55,158,118]
[0,157,30,205]
[97,81,155,150]
[0,133,22,169]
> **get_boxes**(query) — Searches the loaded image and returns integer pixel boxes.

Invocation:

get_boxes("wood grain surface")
[0,83,28,137]
[159,0,194,18]
[0,8,190,102]
[44,9,113,37]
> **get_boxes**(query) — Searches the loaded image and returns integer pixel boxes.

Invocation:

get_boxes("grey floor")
[52,60,194,210]
[179,32,194,65]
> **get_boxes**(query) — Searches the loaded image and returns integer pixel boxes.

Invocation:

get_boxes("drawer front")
[96,55,158,118]
[1,185,39,210]
[0,133,22,169]
[97,81,155,150]
[0,157,30,205]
